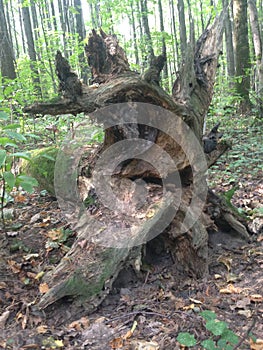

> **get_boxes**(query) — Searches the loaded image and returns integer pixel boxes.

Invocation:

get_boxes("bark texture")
[24,16,248,311]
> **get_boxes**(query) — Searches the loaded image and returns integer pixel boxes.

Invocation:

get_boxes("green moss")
[21,146,58,195]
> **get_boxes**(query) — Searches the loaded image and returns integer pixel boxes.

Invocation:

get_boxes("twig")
[232,317,257,350]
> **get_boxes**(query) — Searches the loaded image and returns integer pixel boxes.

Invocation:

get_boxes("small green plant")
[0,111,38,227]
[176,310,240,349]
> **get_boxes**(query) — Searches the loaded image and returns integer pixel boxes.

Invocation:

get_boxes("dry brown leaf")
[0,310,10,329]
[250,338,263,350]
[46,228,63,240]
[219,284,242,294]
[39,283,49,294]
[249,294,263,302]
[217,256,232,271]
[68,317,90,331]
[183,303,195,310]
[36,325,48,334]
[0,282,7,289]
[14,194,27,203]
[109,337,124,349]
[7,260,21,274]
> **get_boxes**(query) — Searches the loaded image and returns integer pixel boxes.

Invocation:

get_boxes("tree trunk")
[21,0,41,95]
[223,0,235,78]
[177,0,187,59]
[0,0,16,79]
[233,0,251,110]
[24,14,249,311]
[140,0,154,62]
[248,0,263,110]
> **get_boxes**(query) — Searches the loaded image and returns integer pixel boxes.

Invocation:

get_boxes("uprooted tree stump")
[24,14,250,312]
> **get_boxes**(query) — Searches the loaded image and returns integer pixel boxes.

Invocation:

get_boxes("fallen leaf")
[36,325,48,334]
[0,310,10,329]
[7,260,21,274]
[250,338,263,350]
[249,294,263,303]
[109,337,123,349]
[219,284,242,294]
[183,303,195,310]
[237,309,252,318]
[39,283,49,294]
[217,256,232,271]
[54,339,64,347]
[0,282,7,289]
[189,298,203,305]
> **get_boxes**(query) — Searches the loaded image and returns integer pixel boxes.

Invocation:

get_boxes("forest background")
[0,0,263,118]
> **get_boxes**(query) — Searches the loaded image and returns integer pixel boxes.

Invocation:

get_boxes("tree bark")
[0,0,16,79]
[24,14,248,311]
[233,0,251,110]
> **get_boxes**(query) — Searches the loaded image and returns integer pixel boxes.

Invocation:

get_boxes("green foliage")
[200,310,217,321]
[176,310,240,349]
[0,112,39,226]
[176,332,197,347]
[20,147,58,196]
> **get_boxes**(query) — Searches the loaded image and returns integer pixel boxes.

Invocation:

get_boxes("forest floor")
[0,121,262,350]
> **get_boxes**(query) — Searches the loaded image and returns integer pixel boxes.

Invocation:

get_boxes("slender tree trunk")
[140,0,154,62]
[18,4,26,54]
[74,0,88,83]
[30,0,39,43]
[39,4,56,92]
[10,0,20,58]
[248,0,263,97]
[64,0,71,34]
[158,0,168,81]
[136,0,145,69]
[200,0,205,33]
[0,0,16,79]
[21,0,42,96]
[169,0,179,73]
[223,0,235,78]
[186,0,195,45]
[130,0,139,65]
[50,1,58,32]
[233,0,251,110]
[177,0,187,59]
[58,0,67,57]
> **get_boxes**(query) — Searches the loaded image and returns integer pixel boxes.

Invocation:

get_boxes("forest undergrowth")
[0,111,262,350]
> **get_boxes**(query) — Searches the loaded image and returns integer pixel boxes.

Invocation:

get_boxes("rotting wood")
[23,13,249,311]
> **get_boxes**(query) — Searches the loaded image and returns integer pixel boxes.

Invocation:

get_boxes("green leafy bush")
[0,111,38,224]
[176,310,240,349]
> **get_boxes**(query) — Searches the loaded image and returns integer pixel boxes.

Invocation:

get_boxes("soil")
[0,155,262,350]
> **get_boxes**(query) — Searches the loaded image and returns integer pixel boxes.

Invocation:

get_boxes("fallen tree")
[24,13,250,311]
